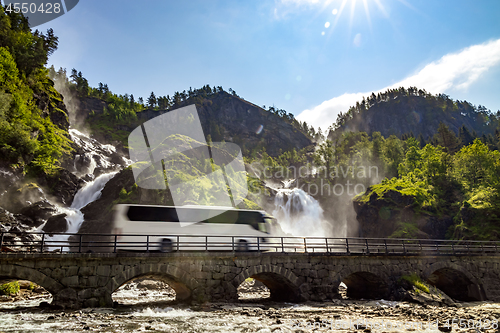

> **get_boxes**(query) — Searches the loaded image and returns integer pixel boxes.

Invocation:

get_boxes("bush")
[400,274,430,293]
[119,187,128,200]
[0,281,20,295]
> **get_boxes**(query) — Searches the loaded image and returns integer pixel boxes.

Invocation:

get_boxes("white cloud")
[296,92,366,130]
[297,38,500,129]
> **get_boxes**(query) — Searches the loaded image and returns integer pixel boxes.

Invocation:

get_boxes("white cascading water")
[69,128,131,176]
[42,127,124,250]
[272,188,329,237]
[46,172,118,250]
[71,172,118,211]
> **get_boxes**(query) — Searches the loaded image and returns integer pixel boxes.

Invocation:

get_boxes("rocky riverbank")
[1,277,498,333]
[0,290,499,332]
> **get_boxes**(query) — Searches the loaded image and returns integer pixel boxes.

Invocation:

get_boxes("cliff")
[79,92,313,157]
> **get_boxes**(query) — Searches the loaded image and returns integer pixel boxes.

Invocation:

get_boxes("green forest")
[0,5,72,176]
[248,121,500,240]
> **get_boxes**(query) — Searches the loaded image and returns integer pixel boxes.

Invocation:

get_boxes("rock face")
[38,169,84,206]
[33,84,70,132]
[0,207,44,251]
[329,92,497,140]
[80,168,133,231]
[80,92,313,157]
[191,92,313,156]
[67,129,127,178]
[353,189,453,239]
[1,183,46,214]
[42,214,68,234]
[19,200,57,222]
[0,207,20,230]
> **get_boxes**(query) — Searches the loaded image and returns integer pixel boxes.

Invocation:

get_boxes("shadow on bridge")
[424,264,486,301]
[339,271,390,300]
[233,266,302,302]
[106,265,194,303]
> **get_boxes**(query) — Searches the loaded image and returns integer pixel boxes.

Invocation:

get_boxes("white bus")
[112,204,275,252]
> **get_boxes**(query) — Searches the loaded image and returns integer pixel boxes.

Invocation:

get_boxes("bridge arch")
[423,262,486,301]
[105,264,197,301]
[334,265,391,299]
[233,265,302,301]
[0,264,63,296]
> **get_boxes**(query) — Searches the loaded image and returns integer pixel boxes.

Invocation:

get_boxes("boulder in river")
[42,214,68,234]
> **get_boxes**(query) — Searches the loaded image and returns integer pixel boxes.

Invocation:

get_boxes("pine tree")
[148,92,157,108]
[435,123,458,153]
[417,133,426,148]
[313,140,334,179]
[371,131,384,165]
[458,125,474,148]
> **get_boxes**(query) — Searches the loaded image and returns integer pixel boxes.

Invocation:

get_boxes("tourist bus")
[112,204,275,252]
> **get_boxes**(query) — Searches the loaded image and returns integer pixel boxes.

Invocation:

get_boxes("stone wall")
[0,253,498,309]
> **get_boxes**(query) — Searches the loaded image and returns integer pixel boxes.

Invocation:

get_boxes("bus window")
[126,206,179,222]
[204,209,238,223]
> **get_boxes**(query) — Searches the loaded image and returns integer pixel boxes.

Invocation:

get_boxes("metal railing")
[0,231,499,256]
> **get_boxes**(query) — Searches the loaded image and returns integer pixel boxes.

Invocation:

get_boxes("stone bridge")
[0,252,498,309]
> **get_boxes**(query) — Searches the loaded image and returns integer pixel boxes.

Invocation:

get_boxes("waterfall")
[69,128,130,177]
[45,172,118,250]
[71,172,117,211]
[272,188,329,237]
[39,126,129,251]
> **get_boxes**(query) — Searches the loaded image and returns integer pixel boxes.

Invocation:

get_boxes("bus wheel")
[160,239,173,253]
[237,240,249,252]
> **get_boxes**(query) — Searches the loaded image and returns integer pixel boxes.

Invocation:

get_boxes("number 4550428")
[4,2,62,14]
[444,318,498,330]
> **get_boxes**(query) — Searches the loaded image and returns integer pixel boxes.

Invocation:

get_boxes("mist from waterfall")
[272,187,345,237]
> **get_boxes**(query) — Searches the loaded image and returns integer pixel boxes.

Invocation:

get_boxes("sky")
[20,0,500,130]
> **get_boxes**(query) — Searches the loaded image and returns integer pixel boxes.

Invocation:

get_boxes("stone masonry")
[0,252,498,308]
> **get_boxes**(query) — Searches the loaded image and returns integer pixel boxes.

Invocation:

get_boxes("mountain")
[74,91,313,157]
[329,87,500,140]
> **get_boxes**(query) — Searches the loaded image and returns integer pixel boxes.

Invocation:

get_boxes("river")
[0,280,499,333]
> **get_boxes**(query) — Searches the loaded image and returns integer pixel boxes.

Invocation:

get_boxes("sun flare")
[326,0,388,36]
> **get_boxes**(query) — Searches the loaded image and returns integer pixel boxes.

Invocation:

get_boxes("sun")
[321,0,419,39]
[327,0,387,35]
[325,0,415,36]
